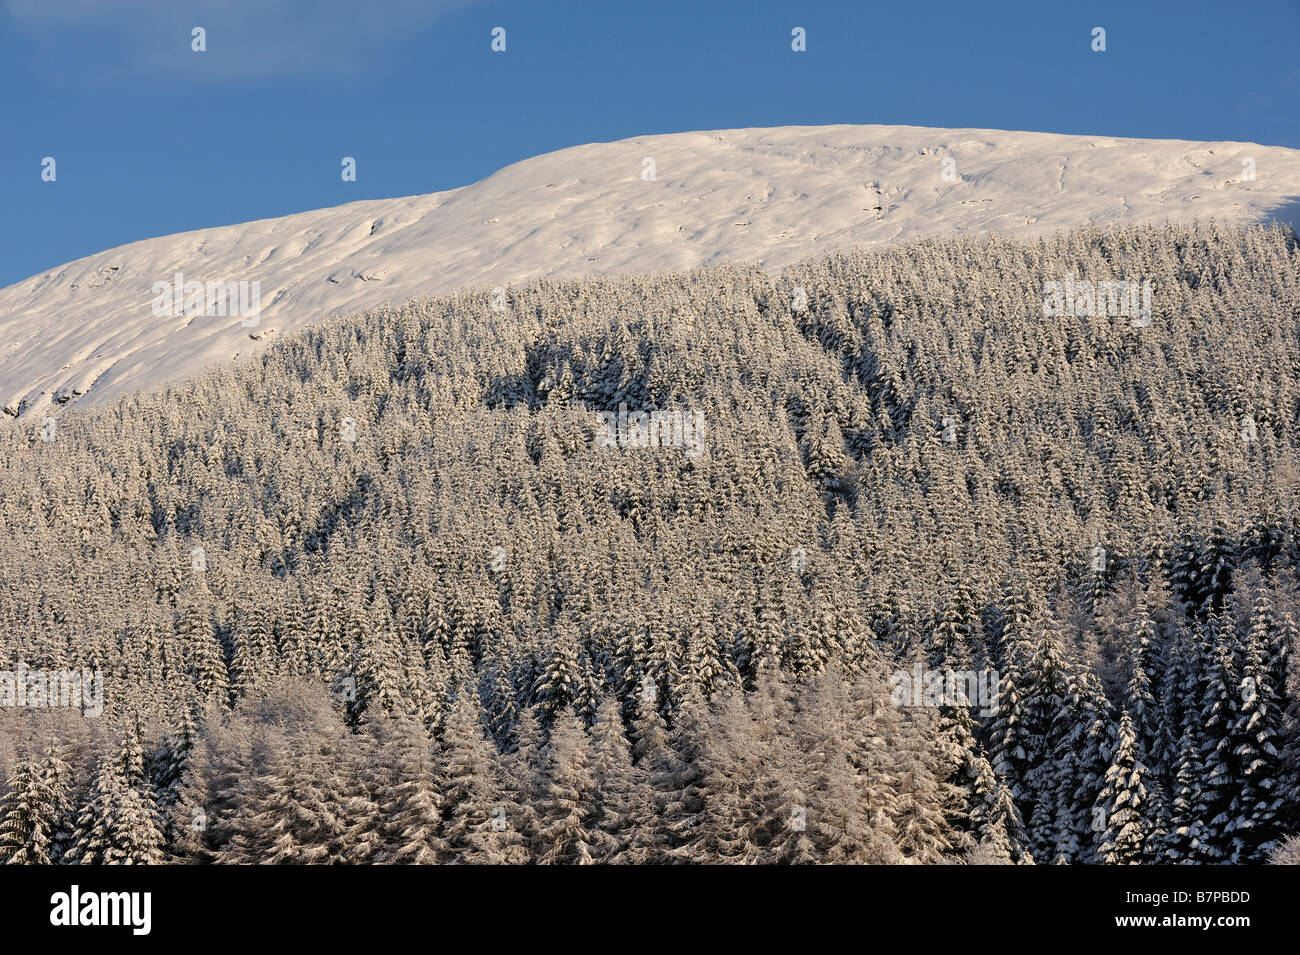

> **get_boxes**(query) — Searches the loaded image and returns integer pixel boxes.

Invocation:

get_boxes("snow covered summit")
[3,123,1299,419]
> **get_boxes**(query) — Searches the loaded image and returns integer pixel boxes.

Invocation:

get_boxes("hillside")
[3,124,1300,420]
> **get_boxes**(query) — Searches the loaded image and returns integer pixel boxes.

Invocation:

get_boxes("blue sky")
[2,0,1298,288]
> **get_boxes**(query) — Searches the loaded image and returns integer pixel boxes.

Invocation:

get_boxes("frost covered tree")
[1094,711,1156,864]
[67,735,164,865]
[0,750,73,864]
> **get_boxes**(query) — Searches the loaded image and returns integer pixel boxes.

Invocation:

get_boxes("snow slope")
[4,124,1299,419]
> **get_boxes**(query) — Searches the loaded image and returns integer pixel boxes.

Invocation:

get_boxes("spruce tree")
[1094,711,1155,864]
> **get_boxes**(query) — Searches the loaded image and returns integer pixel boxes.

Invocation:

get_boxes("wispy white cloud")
[1,0,484,79]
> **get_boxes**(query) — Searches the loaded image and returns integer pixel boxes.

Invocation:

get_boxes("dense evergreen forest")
[2,222,1299,864]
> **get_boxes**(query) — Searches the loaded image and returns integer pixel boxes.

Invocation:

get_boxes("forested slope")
[2,222,1299,864]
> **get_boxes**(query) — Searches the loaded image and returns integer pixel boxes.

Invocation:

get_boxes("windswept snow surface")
[4,124,1299,418]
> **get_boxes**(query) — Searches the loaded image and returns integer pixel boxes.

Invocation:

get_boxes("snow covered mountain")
[4,123,1299,419]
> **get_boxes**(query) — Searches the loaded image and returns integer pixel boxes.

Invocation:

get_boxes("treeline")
[1,221,1299,863]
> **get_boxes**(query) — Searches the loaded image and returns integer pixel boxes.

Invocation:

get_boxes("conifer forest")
[3,222,1300,866]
